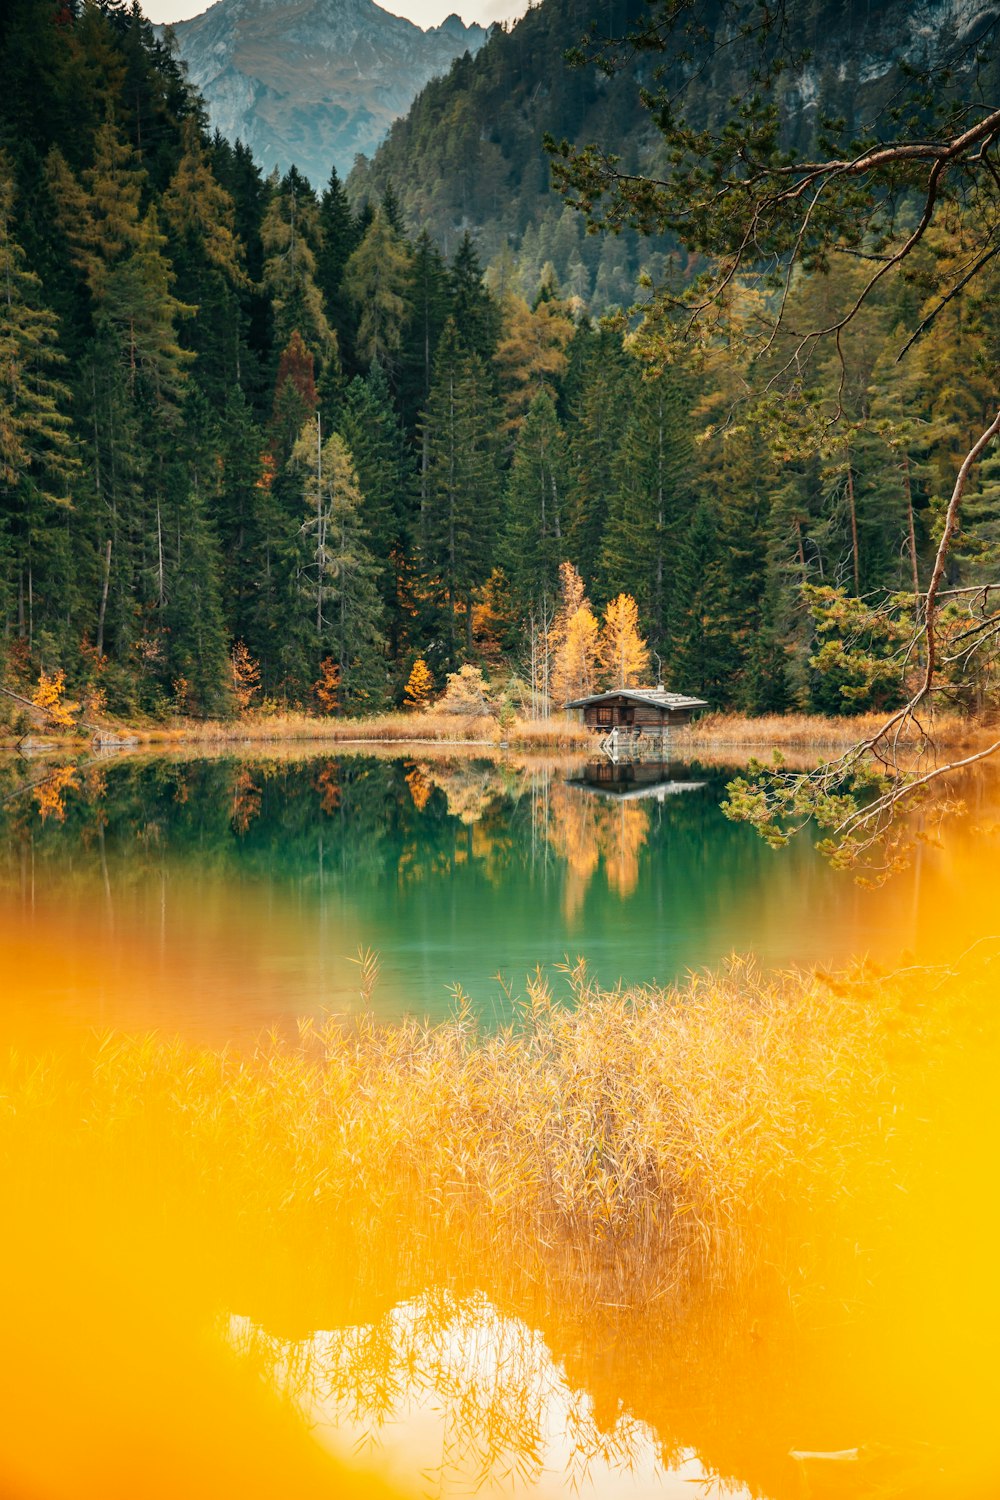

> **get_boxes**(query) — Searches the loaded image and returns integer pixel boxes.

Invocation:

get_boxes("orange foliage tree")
[599,594,650,689]
[313,657,340,715]
[551,603,600,706]
[32,669,77,729]
[403,657,434,711]
[231,641,261,715]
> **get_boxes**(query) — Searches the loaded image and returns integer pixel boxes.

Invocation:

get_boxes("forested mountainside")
[1,0,999,727]
[164,0,486,186]
[350,0,1000,306]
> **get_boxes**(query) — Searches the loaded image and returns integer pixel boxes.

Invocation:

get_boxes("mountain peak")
[165,0,487,184]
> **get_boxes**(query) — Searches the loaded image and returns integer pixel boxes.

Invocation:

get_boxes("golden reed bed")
[3,930,999,1497]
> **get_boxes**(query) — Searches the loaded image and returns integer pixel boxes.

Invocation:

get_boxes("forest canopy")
[1,0,999,767]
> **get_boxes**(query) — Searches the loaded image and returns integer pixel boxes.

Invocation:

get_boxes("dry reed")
[3,954,985,1330]
[682,709,991,749]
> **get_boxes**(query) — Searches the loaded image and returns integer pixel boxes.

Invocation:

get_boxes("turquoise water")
[0,748,922,1037]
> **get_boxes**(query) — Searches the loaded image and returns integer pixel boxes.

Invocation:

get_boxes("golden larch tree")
[551,603,600,706]
[403,657,434,710]
[599,594,649,689]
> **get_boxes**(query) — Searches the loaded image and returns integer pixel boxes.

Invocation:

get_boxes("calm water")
[0,743,939,1038]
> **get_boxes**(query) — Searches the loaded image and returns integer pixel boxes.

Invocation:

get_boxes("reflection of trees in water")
[0,752,691,905]
[32,763,80,823]
[543,782,649,917]
[232,1290,685,1498]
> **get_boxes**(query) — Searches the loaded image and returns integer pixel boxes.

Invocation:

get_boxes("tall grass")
[114,709,594,751]
[3,956,986,1322]
[683,709,991,748]
[3,952,998,1495]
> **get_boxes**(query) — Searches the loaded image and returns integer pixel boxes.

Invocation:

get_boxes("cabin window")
[596,706,613,726]
[619,706,635,725]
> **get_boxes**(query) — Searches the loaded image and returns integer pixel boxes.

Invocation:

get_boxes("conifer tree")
[261,168,336,368]
[668,498,738,700]
[420,318,502,661]
[398,230,450,433]
[599,594,649,689]
[494,289,574,432]
[343,211,412,375]
[0,158,81,664]
[270,330,318,467]
[285,421,385,709]
[448,233,499,361]
[0,157,77,510]
[503,390,566,611]
[563,324,631,581]
[403,656,434,709]
[599,366,693,641]
[161,117,248,402]
[337,366,415,651]
[316,166,360,363]
[551,601,600,707]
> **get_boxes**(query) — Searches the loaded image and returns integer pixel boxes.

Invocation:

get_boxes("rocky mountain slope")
[349,0,1000,304]
[164,0,486,186]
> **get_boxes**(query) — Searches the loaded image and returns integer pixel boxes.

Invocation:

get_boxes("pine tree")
[343,211,412,376]
[337,365,415,652]
[100,206,195,412]
[493,290,574,432]
[420,319,502,662]
[563,324,630,582]
[161,117,248,403]
[551,602,600,707]
[0,156,76,508]
[403,656,434,709]
[503,390,566,611]
[448,233,499,361]
[270,330,318,467]
[600,366,694,643]
[668,498,738,701]
[0,153,80,665]
[398,230,450,433]
[261,168,337,369]
[285,420,385,709]
[315,166,360,363]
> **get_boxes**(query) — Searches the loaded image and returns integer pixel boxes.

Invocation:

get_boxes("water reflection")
[233,1292,752,1499]
[0,745,991,1036]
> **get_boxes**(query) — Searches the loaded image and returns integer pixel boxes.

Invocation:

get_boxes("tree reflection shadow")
[232,1290,727,1498]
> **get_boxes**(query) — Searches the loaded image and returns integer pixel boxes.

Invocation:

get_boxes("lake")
[2,741,997,1500]
[0,742,946,1039]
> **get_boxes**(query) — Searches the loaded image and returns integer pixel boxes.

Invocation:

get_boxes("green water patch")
[0,749,925,1036]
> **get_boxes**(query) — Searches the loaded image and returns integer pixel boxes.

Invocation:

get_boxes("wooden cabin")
[564,687,708,748]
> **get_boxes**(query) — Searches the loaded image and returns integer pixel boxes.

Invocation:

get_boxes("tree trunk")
[96,538,112,659]
[902,450,919,596]
[846,454,860,595]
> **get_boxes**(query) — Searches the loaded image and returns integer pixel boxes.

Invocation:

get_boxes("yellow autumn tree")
[599,594,650,689]
[32,669,78,729]
[403,657,434,710]
[494,291,575,432]
[551,603,600,706]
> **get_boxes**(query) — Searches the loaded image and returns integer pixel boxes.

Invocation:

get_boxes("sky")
[142,0,529,28]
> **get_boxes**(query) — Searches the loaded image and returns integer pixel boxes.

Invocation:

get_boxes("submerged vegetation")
[3,945,999,1495]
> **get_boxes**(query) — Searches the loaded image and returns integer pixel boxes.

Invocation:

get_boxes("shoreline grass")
[6,705,997,758]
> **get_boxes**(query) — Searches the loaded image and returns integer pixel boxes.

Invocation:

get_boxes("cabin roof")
[563,687,710,711]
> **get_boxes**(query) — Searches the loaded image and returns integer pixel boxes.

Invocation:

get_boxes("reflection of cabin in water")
[564,687,708,758]
[569,760,707,800]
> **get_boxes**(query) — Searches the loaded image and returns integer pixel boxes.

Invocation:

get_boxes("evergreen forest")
[2,0,999,724]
